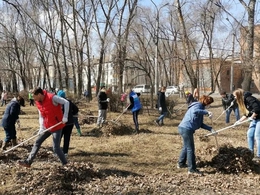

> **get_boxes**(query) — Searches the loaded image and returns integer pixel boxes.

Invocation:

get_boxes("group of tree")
[0,0,258,103]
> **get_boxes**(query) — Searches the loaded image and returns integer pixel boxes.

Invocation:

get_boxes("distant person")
[154,86,167,126]
[179,83,185,98]
[124,88,142,134]
[120,92,127,110]
[1,95,24,150]
[185,91,196,105]
[84,90,89,102]
[220,91,240,123]
[28,90,34,106]
[177,95,214,175]
[193,88,199,101]
[106,87,112,97]
[233,89,260,161]
[97,86,109,127]
[1,90,7,106]
[18,87,69,168]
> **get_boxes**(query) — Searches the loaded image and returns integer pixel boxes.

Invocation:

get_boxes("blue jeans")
[247,119,260,157]
[225,107,240,123]
[27,130,67,165]
[178,127,196,171]
[157,111,167,124]
[3,122,16,142]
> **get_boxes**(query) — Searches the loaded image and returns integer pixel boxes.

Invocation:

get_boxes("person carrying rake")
[18,87,70,168]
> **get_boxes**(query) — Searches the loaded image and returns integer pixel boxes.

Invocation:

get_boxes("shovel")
[3,122,63,153]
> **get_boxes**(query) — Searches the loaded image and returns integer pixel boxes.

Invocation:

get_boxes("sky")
[139,0,167,7]
[138,1,258,39]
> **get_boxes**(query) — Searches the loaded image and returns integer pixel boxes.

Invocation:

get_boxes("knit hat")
[57,90,66,98]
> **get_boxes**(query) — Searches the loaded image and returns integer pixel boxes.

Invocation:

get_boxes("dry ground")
[0,95,259,195]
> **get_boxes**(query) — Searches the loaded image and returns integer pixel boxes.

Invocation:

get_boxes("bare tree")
[90,0,115,95]
[214,0,257,91]
[175,0,197,91]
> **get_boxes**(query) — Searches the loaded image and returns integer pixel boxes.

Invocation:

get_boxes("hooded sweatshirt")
[178,101,212,132]
[244,91,260,119]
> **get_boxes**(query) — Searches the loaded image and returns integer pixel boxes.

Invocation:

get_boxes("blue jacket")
[128,91,142,112]
[2,98,20,128]
[178,101,212,132]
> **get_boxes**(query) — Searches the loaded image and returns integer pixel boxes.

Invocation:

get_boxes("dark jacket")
[2,98,20,128]
[186,94,195,105]
[98,89,108,110]
[244,91,260,119]
[222,93,238,110]
[157,91,167,113]
[61,99,78,124]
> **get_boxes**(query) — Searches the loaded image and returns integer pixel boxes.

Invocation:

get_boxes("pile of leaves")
[79,110,97,125]
[8,162,102,194]
[198,144,255,174]
[210,144,254,174]
[86,123,152,137]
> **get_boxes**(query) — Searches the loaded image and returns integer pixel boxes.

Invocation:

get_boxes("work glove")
[211,129,218,135]
[107,98,110,102]
[230,101,234,106]
[207,111,213,119]
[159,107,162,112]
[38,128,44,134]
[248,117,253,122]
[234,121,241,126]
[62,117,68,124]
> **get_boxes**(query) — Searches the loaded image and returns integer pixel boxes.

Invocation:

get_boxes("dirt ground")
[0,95,260,195]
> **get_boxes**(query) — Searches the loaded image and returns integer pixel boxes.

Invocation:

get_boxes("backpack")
[70,101,79,115]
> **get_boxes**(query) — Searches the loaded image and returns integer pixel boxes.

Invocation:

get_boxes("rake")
[205,119,249,137]
[211,118,219,150]
[214,100,235,122]
[3,122,63,153]
[110,104,130,125]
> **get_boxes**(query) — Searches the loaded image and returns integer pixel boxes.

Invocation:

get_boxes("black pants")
[61,124,74,154]
[133,109,140,131]
[29,99,34,106]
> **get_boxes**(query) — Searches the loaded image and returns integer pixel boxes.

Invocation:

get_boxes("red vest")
[35,90,65,132]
